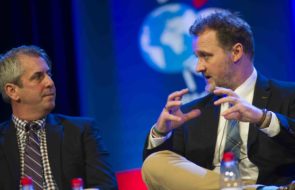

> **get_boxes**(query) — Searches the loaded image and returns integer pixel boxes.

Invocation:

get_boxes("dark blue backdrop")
[1,0,295,172]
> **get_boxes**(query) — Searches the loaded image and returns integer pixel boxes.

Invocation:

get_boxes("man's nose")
[44,74,55,87]
[196,59,205,73]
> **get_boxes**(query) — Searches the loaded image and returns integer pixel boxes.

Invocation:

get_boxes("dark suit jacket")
[0,114,118,190]
[144,74,295,185]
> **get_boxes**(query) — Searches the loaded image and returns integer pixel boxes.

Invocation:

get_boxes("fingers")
[213,87,239,106]
[223,112,240,120]
[167,88,189,101]
[214,96,239,106]
[162,108,201,123]
[165,89,188,113]
[184,109,201,120]
[156,89,200,132]
[213,87,237,97]
[163,112,182,122]
[220,101,262,122]
[221,106,241,120]
[165,100,182,111]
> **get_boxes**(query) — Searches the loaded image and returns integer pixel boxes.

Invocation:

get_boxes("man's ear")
[231,43,243,63]
[4,83,20,102]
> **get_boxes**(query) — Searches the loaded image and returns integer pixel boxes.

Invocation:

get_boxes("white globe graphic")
[139,3,198,73]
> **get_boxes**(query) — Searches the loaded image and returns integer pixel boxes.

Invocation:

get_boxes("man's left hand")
[213,87,263,123]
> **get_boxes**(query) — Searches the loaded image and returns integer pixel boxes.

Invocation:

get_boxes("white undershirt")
[148,68,280,181]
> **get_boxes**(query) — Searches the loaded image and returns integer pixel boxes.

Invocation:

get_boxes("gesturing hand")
[155,89,201,134]
[213,87,263,123]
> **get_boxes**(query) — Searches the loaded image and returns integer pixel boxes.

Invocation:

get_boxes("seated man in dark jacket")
[0,45,118,190]
[142,9,295,190]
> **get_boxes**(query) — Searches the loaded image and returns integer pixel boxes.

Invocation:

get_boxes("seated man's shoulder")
[0,120,11,132]
[0,120,10,126]
[269,79,295,98]
[52,113,93,121]
[48,113,97,130]
[270,79,295,90]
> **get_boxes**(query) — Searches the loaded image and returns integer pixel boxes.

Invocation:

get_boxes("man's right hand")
[154,89,201,135]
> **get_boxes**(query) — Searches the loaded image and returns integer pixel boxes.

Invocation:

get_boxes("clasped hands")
[154,87,264,134]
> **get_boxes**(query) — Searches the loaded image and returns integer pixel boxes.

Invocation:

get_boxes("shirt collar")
[234,68,257,99]
[12,115,46,132]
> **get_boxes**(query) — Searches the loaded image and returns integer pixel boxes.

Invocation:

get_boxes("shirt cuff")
[147,124,172,149]
[260,111,280,137]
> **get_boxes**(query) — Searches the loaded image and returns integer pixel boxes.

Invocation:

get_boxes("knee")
[142,151,165,179]
[142,150,174,182]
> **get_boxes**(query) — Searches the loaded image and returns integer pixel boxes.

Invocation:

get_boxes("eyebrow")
[194,50,213,57]
[29,69,51,80]
[29,71,43,80]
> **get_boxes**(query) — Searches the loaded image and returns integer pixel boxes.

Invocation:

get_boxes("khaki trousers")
[142,150,257,190]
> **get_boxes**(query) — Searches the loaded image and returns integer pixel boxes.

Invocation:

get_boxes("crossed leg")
[142,150,220,190]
